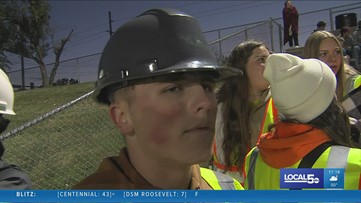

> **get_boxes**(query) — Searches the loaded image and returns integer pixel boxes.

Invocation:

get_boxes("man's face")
[286,1,292,8]
[112,74,218,167]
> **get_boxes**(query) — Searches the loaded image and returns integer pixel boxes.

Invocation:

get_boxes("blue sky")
[48,1,361,61]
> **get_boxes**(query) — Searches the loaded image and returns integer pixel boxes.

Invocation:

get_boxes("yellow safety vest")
[200,167,244,190]
[354,75,361,89]
[259,97,278,139]
[345,75,361,95]
[244,146,361,190]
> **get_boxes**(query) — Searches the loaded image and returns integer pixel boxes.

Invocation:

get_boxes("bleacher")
[285,47,304,58]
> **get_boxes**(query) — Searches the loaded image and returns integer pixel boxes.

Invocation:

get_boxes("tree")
[0,10,14,72]
[0,0,73,86]
[0,52,11,73]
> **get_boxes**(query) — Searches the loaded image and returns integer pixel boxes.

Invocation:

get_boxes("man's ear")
[109,102,134,135]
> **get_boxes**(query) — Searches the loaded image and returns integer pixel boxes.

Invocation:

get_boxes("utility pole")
[20,55,25,90]
[106,11,113,37]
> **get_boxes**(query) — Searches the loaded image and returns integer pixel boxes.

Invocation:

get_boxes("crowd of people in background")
[309,19,361,70]
[340,24,361,69]
[313,21,327,33]
[0,0,360,193]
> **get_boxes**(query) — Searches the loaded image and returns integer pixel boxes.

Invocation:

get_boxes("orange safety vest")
[213,98,278,172]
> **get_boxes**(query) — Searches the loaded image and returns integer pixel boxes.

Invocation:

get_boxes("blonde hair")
[304,31,348,99]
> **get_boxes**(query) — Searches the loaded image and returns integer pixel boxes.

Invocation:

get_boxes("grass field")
[2,82,125,189]
[8,82,94,128]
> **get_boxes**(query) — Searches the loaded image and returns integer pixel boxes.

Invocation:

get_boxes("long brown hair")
[308,99,355,147]
[281,99,355,148]
[303,30,358,99]
[217,40,267,170]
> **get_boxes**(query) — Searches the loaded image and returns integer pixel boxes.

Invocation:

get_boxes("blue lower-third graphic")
[280,168,324,189]
[323,168,344,189]
[280,168,346,189]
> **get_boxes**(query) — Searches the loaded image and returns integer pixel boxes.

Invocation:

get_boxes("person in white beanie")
[243,53,361,190]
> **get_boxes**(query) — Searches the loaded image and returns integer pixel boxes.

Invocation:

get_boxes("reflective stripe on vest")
[246,147,259,190]
[200,167,243,190]
[259,98,278,139]
[212,142,239,172]
[327,146,350,168]
[244,145,361,190]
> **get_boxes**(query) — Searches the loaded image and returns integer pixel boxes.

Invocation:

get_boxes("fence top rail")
[0,90,94,141]
[208,21,269,45]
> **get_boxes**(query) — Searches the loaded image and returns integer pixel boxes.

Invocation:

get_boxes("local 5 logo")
[284,173,320,184]
[306,174,320,184]
[280,168,324,189]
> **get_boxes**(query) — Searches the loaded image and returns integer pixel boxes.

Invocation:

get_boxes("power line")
[195,1,277,19]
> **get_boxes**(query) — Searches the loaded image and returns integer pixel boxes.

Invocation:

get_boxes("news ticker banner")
[280,168,345,189]
[0,190,360,202]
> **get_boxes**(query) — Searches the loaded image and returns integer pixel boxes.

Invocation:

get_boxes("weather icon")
[329,175,338,181]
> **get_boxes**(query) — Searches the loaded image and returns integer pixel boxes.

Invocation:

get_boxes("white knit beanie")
[264,53,336,123]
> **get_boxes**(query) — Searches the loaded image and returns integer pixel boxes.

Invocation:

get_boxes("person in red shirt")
[282,0,299,48]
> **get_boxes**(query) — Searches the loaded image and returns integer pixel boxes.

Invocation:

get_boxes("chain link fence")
[1,84,124,189]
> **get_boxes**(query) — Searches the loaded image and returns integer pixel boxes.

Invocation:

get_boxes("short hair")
[317,21,326,28]
[284,0,291,6]
[110,86,135,105]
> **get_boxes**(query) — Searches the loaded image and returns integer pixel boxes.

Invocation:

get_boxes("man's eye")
[258,58,266,63]
[319,53,327,57]
[165,85,182,93]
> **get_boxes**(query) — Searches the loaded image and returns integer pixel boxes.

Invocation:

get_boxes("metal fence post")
[269,18,274,52]
[217,30,223,58]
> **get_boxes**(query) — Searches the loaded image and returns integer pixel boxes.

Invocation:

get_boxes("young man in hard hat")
[73,8,243,190]
[0,69,32,189]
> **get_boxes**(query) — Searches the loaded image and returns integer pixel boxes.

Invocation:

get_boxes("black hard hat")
[94,8,241,104]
